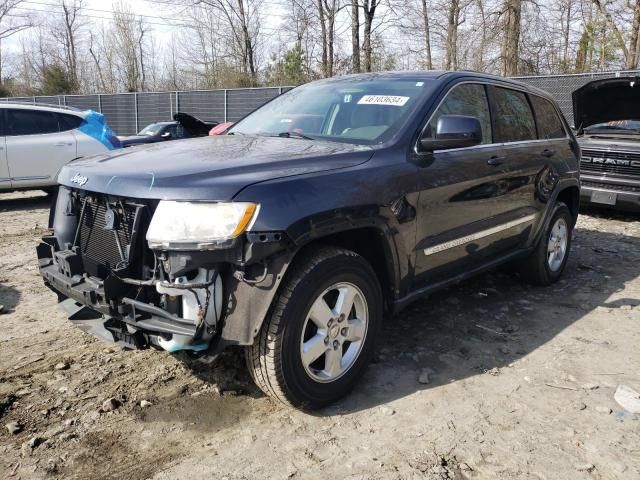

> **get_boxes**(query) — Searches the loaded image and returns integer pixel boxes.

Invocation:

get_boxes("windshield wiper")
[276,131,314,140]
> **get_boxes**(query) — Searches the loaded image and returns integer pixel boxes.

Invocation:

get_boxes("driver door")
[412,82,530,287]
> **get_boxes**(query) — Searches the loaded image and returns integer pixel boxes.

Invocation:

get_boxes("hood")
[118,135,156,146]
[58,135,373,200]
[174,112,217,136]
[573,77,640,130]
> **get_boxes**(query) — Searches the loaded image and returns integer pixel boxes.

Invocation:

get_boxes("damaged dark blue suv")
[37,72,580,409]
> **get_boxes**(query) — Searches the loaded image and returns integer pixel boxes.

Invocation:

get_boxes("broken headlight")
[146,201,259,250]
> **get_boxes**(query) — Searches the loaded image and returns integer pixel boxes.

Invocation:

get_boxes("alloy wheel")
[547,217,568,272]
[299,282,369,383]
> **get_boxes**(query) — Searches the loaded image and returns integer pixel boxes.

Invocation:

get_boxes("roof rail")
[0,101,81,112]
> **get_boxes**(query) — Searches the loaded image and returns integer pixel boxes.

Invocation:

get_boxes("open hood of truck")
[573,77,640,130]
[58,134,374,200]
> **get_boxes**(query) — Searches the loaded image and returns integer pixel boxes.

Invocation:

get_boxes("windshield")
[584,119,640,133]
[138,123,164,136]
[229,78,434,144]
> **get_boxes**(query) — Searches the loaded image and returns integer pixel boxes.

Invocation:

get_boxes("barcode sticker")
[357,95,410,106]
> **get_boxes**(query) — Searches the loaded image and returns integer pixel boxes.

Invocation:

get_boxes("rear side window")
[7,109,59,136]
[425,83,492,144]
[530,95,565,139]
[58,113,84,131]
[491,87,536,142]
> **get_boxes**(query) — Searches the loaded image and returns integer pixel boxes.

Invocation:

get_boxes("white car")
[0,103,121,192]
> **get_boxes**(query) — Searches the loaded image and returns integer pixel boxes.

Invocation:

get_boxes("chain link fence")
[2,71,639,135]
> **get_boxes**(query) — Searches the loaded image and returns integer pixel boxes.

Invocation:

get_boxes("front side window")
[139,123,163,136]
[7,109,59,136]
[492,87,536,142]
[230,78,436,144]
[424,83,492,144]
[530,96,565,139]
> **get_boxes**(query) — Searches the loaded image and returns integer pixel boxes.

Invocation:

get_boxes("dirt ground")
[0,190,638,480]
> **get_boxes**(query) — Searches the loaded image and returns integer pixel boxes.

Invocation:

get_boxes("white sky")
[3,0,289,53]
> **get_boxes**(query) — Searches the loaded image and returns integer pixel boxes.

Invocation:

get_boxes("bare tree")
[591,0,640,69]
[0,0,34,80]
[48,0,84,92]
[0,0,32,40]
[289,0,316,79]
[501,0,522,75]
[445,0,461,69]
[361,0,379,71]
[191,0,262,85]
[316,0,343,77]
[351,0,361,72]
[421,0,433,68]
[392,0,434,69]
[111,2,151,91]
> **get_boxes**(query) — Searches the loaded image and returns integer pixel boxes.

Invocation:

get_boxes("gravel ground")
[0,190,638,480]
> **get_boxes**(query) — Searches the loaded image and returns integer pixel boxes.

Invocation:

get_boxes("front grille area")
[581,149,640,176]
[80,201,135,267]
[581,180,640,193]
[78,197,143,275]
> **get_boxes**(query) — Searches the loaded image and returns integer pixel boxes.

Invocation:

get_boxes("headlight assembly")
[146,201,259,250]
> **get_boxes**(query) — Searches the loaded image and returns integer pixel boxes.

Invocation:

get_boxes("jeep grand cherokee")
[37,72,580,409]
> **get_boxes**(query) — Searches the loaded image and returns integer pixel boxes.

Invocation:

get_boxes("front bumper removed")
[37,241,216,352]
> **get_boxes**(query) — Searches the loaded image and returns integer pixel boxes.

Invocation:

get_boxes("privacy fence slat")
[3,70,639,135]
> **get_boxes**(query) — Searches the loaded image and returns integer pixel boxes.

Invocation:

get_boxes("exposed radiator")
[79,199,139,271]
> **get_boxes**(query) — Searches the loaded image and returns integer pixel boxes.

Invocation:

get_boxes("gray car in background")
[573,77,640,212]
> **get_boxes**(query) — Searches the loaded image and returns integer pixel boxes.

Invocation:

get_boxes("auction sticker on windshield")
[358,95,410,106]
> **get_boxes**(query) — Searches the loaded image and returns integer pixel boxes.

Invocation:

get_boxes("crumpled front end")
[37,187,226,352]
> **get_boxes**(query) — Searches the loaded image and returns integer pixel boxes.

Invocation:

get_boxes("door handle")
[541,148,555,158]
[54,143,72,147]
[487,156,504,166]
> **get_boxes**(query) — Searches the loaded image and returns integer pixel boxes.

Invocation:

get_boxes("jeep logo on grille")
[70,173,88,186]
[581,156,640,167]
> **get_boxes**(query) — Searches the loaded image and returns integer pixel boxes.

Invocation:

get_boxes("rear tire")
[245,246,382,410]
[520,202,573,285]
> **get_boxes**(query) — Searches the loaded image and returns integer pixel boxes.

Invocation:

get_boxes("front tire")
[245,246,382,409]
[520,201,573,285]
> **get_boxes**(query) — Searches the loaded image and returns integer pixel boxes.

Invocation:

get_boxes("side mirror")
[161,132,171,139]
[420,115,482,152]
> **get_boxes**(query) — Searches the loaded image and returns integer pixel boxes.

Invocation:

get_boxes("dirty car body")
[573,77,640,212]
[38,72,581,408]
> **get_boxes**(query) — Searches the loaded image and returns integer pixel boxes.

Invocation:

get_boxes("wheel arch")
[219,223,401,347]
[293,225,401,314]
[556,184,580,225]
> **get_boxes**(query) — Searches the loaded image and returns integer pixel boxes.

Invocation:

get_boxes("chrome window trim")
[423,214,537,256]
[414,80,570,155]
